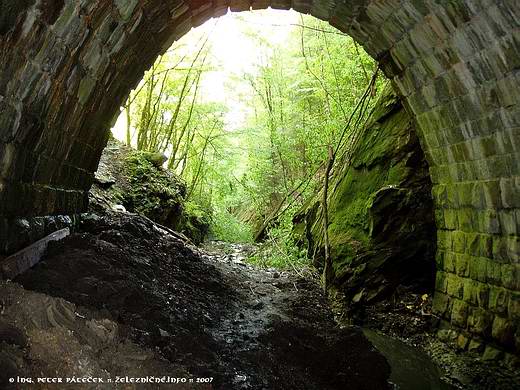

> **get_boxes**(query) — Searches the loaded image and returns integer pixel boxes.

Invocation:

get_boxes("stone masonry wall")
[0,0,519,357]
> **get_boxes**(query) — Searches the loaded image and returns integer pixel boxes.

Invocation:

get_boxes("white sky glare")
[112,9,300,140]
[197,9,299,101]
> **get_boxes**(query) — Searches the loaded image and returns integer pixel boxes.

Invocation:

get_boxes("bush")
[248,206,311,270]
[211,208,253,243]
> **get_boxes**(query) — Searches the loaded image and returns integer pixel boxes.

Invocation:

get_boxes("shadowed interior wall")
[0,0,519,358]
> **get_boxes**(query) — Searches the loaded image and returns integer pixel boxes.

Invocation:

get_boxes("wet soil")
[349,287,520,389]
[4,212,517,389]
[8,213,390,389]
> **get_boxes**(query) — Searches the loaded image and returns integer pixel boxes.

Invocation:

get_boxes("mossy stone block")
[467,307,493,337]
[489,286,509,316]
[491,316,515,346]
[451,299,469,327]
[447,273,464,298]
[455,253,470,276]
[452,231,466,253]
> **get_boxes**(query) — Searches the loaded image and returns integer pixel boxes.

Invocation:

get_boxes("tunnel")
[0,0,519,362]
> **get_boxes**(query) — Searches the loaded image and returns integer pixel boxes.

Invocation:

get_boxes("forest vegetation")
[114,12,386,272]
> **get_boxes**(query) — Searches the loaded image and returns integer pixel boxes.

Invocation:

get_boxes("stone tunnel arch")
[0,0,519,357]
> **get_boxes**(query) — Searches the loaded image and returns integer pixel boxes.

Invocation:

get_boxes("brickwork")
[0,0,519,357]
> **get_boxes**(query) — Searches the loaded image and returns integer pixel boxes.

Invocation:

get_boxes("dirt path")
[200,242,390,389]
[5,213,389,390]
[4,212,517,389]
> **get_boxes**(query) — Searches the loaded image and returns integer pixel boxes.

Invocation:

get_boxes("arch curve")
[1,0,519,355]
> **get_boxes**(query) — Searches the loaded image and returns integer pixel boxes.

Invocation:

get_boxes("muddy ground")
[2,213,390,389]
[345,281,520,389]
[2,212,519,389]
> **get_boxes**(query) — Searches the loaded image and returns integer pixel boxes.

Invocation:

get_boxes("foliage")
[123,151,186,223]
[225,15,385,240]
[210,207,253,243]
[181,201,212,243]
[247,206,310,270]
[119,13,386,256]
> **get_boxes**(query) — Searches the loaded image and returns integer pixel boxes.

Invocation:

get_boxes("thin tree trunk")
[125,101,132,146]
[322,145,334,293]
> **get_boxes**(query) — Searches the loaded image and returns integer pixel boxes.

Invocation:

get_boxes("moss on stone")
[293,85,436,306]
[89,138,209,243]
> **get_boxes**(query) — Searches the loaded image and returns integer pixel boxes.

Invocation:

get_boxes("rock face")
[293,87,436,307]
[90,138,209,243]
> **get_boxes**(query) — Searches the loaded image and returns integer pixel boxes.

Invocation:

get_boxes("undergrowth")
[211,207,253,243]
[247,209,313,273]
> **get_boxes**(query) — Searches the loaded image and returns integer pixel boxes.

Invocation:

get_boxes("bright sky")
[112,9,300,140]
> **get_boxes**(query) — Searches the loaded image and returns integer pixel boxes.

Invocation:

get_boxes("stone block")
[435,209,446,229]
[77,75,96,105]
[508,292,520,321]
[443,252,456,273]
[499,176,520,209]
[452,230,466,253]
[447,273,464,298]
[432,184,448,208]
[270,0,291,10]
[467,233,492,258]
[451,299,469,327]
[482,180,502,208]
[437,231,450,250]
[408,91,430,116]
[501,263,519,290]
[491,316,515,346]
[467,307,493,337]
[435,271,448,293]
[489,286,510,316]
[498,210,518,236]
[463,278,478,305]
[505,236,520,263]
[493,236,510,263]
[468,338,485,353]
[432,292,450,318]
[476,282,490,309]
[310,0,334,21]
[250,0,270,10]
[191,6,214,27]
[468,256,487,283]
[435,251,445,269]
[457,208,474,231]
[486,259,502,286]
[82,38,109,76]
[292,0,312,14]
[455,254,470,277]
[455,182,473,208]
[115,0,139,22]
[479,209,501,235]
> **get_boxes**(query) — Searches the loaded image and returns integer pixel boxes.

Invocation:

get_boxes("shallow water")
[363,329,457,390]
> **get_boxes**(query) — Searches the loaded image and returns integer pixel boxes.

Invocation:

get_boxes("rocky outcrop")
[89,138,209,244]
[293,86,436,308]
